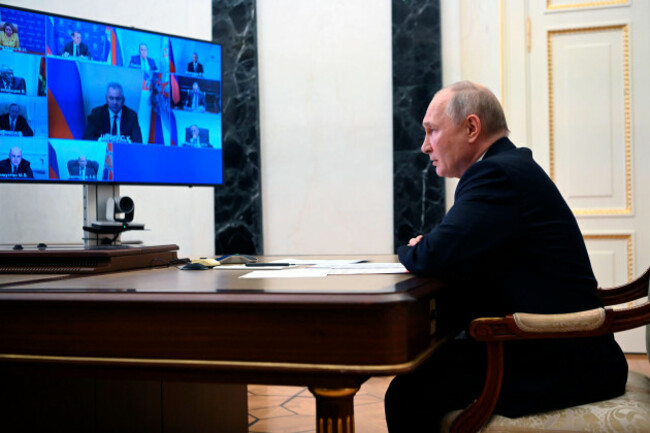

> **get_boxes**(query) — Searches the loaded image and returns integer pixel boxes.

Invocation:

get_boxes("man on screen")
[0,65,26,95]
[83,82,143,143]
[69,155,97,180]
[0,103,33,137]
[62,31,90,59]
[184,81,205,112]
[183,124,211,148]
[186,53,203,75]
[128,43,157,73]
[0,146,34,178]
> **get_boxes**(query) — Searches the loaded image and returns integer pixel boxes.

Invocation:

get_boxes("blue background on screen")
[113,143,222,185]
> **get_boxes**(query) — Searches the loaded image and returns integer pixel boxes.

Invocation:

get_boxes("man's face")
[421,90,471,178]
[106,87,124,113]
[4,25,13,37]
[192,53,198,63]
[72,32,81,45]
[191,125,199,137]
[1,67,13,82]
[8,105,19,120]
[9,148,21,167]
[139,44,148,58]
[78,156,87,168]
[192,82,199,92]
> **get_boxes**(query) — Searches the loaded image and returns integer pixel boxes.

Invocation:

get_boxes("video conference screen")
[0,5,223,185]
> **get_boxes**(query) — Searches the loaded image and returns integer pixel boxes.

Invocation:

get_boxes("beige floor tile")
[282,396,316,416]
[248,395,296,411]
[249,385,306,396]
[249,414,316,433]
[250,405,298,419]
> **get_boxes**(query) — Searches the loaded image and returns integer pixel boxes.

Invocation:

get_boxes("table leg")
[309,386,360,433]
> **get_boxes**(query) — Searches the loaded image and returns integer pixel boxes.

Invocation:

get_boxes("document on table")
[238,259,407,278]
[324,263,407,274]
[239,268,330,279]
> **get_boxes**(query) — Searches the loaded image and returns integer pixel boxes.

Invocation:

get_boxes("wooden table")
[0,256,446,432]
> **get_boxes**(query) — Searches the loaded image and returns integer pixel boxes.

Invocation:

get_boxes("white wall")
[257,0,394,255]
[0,0,214,259]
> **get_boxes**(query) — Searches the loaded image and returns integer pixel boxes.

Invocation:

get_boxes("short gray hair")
[444,81,509,137]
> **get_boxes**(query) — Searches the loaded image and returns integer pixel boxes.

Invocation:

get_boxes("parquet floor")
[247,354,650,433]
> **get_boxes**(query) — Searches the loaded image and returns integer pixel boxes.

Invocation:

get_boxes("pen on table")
[244,263,292,267]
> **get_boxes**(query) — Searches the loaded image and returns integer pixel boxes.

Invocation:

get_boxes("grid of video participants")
[0,6,223,185]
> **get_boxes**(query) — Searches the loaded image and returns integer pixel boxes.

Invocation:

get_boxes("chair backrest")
[67,159,78,175]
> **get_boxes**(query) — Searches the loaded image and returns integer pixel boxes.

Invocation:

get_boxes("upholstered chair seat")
[441,370,650,432]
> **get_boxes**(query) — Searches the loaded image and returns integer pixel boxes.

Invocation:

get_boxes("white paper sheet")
[239,269,330,279]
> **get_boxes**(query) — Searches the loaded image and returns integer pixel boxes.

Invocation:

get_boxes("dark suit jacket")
[0,114,33,136]
[82,104,143,143]
[184,91,206,109]
[0,158,33,178]
[398,137,627,417]
[0,77,26,94]
[187,61,204,74]
[129,56,157,71]
[62,41,90,58]
[68,163,97,179]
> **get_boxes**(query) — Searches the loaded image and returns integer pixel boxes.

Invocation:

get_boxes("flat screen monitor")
[0,5,223,186]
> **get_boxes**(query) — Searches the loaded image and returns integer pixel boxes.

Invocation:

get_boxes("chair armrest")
[470,301,650,342]
[598,267,649,306]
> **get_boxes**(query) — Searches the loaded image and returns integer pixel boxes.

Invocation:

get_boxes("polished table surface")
[0,255,447,432]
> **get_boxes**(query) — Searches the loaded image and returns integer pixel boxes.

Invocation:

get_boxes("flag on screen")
[103,26,123,66]
[48,142,60,179]
[47,59,86,139]
[102,142,114,181]
[138,75,153,143]
[169,110,178,146]
[167,38,176,74]
[37,57,47,96]
[171,74,181,105]
[46,17,57,56]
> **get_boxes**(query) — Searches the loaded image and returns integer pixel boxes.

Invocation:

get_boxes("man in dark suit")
[68,155,97,180]
[0,146,33,178]
[128,43,157,73]
[0,64,26,95]
[186,52,204,74]
[384,81,628,433]
[61,31,91,59]
[0,103,33,136]
[82,82,143,143]
[184,81,206,111]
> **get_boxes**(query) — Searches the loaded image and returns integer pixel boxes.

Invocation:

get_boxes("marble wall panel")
[212,0,263,254]
[392,0,445,250]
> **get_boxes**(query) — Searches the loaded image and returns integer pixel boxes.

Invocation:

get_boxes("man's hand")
[408,235,423,247]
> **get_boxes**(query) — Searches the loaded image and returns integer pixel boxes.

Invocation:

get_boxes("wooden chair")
[441,267,650,433]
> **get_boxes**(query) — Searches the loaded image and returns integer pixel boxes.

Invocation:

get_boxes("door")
[526,0,650,352]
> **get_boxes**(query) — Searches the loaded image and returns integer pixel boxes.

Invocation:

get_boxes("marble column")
[212,0,263,254]
[392,0,445,250]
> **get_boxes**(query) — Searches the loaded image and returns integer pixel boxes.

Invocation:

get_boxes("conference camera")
[106,196,135,223]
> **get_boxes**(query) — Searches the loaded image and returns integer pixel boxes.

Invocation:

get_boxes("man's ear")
[465,114,481,143]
